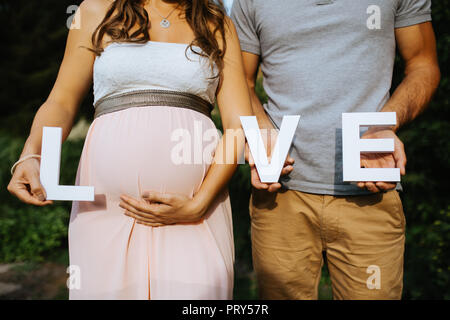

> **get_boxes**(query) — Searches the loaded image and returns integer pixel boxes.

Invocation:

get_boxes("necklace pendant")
[160,19,170,28]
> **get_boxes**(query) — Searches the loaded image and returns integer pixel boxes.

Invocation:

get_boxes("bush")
[0,204,68,262]
[0,134,84,262]
[392,0,450,299]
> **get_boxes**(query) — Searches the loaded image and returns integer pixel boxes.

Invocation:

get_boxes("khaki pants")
[249,188,406,300]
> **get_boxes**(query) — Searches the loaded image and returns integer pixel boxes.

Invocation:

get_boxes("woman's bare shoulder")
[69,0,113,37]
[78,0,113,25]
[79,0,113,14]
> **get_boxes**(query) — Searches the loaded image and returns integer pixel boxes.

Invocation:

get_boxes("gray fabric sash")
[94,89,214,119]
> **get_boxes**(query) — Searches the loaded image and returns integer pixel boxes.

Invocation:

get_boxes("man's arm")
[382,21,440,130]
[242,52,294,192]
[359,21,440,193]
[242,52,274,130]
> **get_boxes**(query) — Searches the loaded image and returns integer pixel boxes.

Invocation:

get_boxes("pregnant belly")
[79,106,219,202]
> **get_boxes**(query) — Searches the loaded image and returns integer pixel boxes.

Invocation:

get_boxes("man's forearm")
[381,64,440,132]
[248,86,275,130]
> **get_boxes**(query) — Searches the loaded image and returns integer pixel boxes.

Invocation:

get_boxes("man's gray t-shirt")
[231,0,432,195]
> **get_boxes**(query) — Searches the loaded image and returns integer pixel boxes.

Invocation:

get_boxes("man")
[231,0,440,299]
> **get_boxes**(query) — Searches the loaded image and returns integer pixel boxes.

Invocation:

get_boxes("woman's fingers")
[13,186,51,206]
[8,161,53,206]
[136,221,167,227]
[119,196,173,225]
[124,210,167,224]
[141,191,175,205]
[119,197,161,217]
[8,175,52,206]
[119,200,149,217]
[120,194,157,212]
[26,171,47,201]
[124,209,174,226]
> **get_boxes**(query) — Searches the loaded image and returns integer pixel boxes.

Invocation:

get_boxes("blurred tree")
[392,0,450,299]
[0,0,92,136]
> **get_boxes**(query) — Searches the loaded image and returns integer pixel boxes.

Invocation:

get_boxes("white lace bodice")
[93,41,219,105]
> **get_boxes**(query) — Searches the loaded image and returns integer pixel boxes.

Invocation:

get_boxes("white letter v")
[240,115,300,183]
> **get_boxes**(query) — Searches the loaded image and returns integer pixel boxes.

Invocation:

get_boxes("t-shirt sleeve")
[395,0,432,28]
[230,0,261,55]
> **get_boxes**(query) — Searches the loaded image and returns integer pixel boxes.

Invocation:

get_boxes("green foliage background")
[0,0,448,299]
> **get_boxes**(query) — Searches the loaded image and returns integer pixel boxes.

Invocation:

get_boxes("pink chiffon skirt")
[68,106,234,299]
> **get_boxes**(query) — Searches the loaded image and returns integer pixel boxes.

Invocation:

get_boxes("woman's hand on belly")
[119,191,206,227]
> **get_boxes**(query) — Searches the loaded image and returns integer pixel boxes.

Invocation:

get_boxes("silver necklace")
[149,1,180,28]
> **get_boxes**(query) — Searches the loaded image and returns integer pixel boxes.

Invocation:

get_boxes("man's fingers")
[365,182,380,193]
[375,181,396,191]
[285,156,295,165]
[250,166,269,189]
[374,153,395,169]
[267,183,282,193]
[360,153,398,191]
[280,165,293,176]
[249,153,255,166]
[360,157,368,169]
[394,140,407,175]
[251,165,281,192]
[358,181,395,192]
[395,151,407,175]
[245,144,253,164]
[246,145,255,165]
[252,179,269,190]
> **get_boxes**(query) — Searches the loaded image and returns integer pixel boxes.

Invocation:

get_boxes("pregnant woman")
[7,0,252,299]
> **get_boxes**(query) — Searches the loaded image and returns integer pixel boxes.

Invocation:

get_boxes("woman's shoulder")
[77,0,113,26]
[220,15,240,47]
[70,0,113,38]
[208,15,238,50]
[79,0,113,14]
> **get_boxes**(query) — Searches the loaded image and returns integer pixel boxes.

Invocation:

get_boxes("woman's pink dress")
[68,41,234,299]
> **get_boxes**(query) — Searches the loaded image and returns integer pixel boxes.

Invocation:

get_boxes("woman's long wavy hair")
[91,0,228,78]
